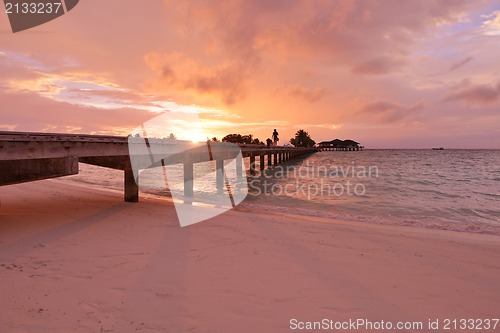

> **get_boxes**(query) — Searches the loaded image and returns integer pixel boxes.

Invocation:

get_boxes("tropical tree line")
[221,134,263,145]
[219,129,315,147]
[131,129,316,148]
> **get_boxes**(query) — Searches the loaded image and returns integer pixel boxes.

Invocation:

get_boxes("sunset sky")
[1,0,499,148]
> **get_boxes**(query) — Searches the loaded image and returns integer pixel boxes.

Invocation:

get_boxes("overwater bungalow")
[318,139,364,151]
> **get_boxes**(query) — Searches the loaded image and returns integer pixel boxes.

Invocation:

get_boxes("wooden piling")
[184,161,194,197]
[236,154,243,180]
[124,161,139,202]
[216,159,224,193]
[249,155,256,175]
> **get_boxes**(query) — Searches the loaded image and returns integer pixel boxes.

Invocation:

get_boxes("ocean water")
[244,149,500,234]
[68,149,500,235]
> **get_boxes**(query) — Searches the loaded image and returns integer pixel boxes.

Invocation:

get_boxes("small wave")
[472,191,500,198]
[238,200,500,236]
[410,187,462,199]
[407,179,444,186]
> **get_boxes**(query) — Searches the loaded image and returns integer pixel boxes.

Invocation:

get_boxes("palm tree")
[290,129,315,147]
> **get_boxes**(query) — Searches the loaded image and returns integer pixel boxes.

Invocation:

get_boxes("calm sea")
[68,149,500,235]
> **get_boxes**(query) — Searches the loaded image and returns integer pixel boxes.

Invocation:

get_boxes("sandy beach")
[1,179,499,332]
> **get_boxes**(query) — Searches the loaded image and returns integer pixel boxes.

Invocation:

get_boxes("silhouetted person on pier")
[266,138,272,148]
[272,129,279,146]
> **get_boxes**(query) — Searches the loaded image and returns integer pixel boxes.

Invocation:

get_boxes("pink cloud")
[448,56,474,72]
[351,57,405,75]
[149,0,481,113]
[163,0,476,69]
[444,82,500,105]
[429,56,474,76]
[358,100,424,123]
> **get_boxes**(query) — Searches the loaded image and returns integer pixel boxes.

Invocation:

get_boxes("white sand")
[1,179,499,332]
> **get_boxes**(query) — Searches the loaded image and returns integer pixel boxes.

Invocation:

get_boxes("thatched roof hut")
[318,139,359,148]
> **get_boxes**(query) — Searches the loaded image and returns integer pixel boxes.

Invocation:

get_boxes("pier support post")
[249,155,256,175]
[184,161,194,197]
[124,162,139,202]
[260,155,265,171]
[267,153,272,167]
[216,159,224,193]
[236,154,243,180]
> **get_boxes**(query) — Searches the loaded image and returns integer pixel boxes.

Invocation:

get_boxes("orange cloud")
[288,86,329,103]
[144,52,251,105]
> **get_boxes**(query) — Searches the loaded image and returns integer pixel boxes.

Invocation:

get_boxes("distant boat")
[432,147,444,150]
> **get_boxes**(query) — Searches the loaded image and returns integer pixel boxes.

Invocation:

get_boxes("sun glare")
[188,129,208,143]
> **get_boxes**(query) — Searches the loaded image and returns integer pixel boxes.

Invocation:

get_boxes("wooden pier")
[0,131,317,202]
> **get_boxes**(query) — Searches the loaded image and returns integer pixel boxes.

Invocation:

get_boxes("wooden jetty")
[0,131,317,202]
